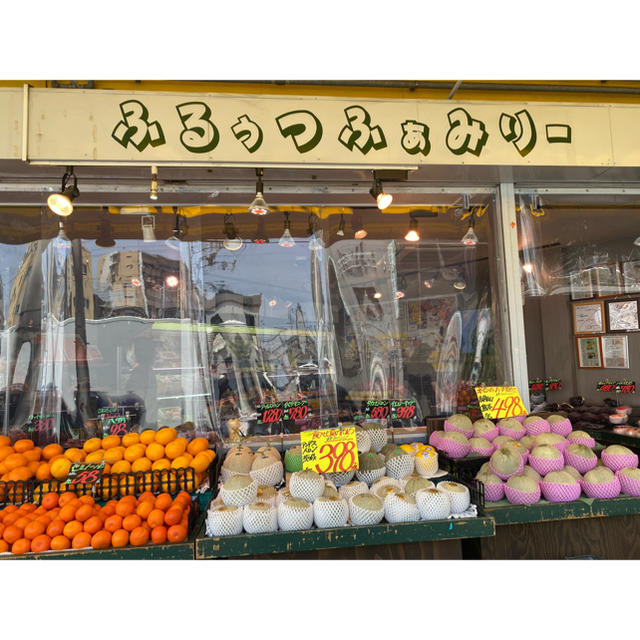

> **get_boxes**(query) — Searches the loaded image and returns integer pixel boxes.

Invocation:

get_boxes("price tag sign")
[98,407,130,436]
[65,462,105,486]
[300,427,359,474]
[26,413,54,434]
[364,400,390,420]
[475,386,527,419]
[528,378,545,393]
[597,380,636,394]
[390,400,417,420]
[545,378,562,391]
[256,402,284,425]
[283,400,309,421]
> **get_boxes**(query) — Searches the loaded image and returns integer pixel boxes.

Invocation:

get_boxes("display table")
[195,515,495,560]
[476,495,640,559]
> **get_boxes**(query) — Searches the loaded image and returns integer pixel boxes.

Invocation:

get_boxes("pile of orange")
[0,490,191,555]
[1,430,215,500]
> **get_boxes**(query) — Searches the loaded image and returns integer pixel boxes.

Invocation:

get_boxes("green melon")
[530,444,562,460]
[506,474,538,492]
[284,445,303,473]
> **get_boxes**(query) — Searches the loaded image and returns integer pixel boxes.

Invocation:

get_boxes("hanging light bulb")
[47,166,79,217]
[254,218,269,244]
[404,216,420,242]
[396,291,405,299]
[634,236,640,247]
[223,214,243,251]
[453,280,467,290]
[165,209,185,251]
[279,213,295,247]
[352,212,367,239]
[373,292,382,299]
[461,215,478,246]
[249,168,270,215]
[369,172,392,210]
[336,214,345,237]
[522,263,534,273]
[150,165,158,201]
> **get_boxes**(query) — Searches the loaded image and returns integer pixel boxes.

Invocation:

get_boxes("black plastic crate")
[432,475,485,512]
[438,451,490,484]
[0,479,36,507]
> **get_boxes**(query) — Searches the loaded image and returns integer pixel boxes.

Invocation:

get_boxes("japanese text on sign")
[300,427,359,474]
[597,380,636,394]
[529,378,562,392]
[26,413,54,434]
[66,462,105,486]
[390,400,417,420]
[282,400,309,421]
[98,407,130,437]
[256,402,284,425]
[474,386,527,419]
[365,400,390,420]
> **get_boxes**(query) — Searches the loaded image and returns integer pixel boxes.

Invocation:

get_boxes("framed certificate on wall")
[601,334,630,369]
[576,335,603,369]
[607,299,639,332]
[594,262,623,298]
[573,300,605,335]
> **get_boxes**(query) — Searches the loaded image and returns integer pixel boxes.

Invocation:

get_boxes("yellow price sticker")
[300,427,359,475]
[474,386,527,420]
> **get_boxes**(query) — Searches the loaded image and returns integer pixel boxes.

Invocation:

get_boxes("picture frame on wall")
[622,260,640,294]
[573,300,605,335]
[594,262,623,298]
[576,335,603,369]
[607,299,639,332]
[601,334,630,369]
[569,269,594,300]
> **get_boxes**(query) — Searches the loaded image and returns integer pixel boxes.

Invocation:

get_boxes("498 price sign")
[300,427,359,474]
[474,386,527,420]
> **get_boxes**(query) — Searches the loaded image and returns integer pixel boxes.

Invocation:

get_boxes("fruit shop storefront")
[2,83,640,559]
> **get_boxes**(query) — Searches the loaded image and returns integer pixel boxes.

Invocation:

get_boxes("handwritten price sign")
[365,400,390,420]
[300,427,359,474]
[475,386,527,420]
[283,400,309,421]
[597,381,636,394]
[256,402,284,424]
[65,462,105,486]
[98,408,130,437]
[391,400,417,420]
[26,413,54,434]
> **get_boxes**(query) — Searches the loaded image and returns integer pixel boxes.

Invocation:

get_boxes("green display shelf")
[195,515,495,559]
[583,428,640,450]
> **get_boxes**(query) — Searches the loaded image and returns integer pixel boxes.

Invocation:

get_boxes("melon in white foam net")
[473,419,496,436]
[544,470,579,485]
[447,414,472,431]
[490,446,523,476]
[530,444,562,460]
[506,474,539,492]
[583,467,616,484]
[404,476,435,496]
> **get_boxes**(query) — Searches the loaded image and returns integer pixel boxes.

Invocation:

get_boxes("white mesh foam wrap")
[416,489,451,520]
[414,451,439,477]
[219,478,258,507]
[276,487,292,506]
[356,430,372,453]
[370,476,403,495]
[339,481,369,501]
[366,427,388,453]
[349,495,385,526]
[255,485,278,506]
[278,500,314,531]
[313,497,350,528]
[220,467,249,483]
[289,471,325,503]
[256,446,282,461]
[249,460,284,486]
[384,493,420,523]
[242,503,279,534]
[438,483,471,514]
[325,469,355,487]
[206,505,244,537]
[385,454,415,480]
[356,467,386,486]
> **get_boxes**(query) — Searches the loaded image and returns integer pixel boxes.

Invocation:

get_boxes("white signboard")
[1,87,640,167]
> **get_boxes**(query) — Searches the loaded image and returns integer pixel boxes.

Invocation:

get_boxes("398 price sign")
[300,427,359,474]
[391,400,417,420]
[365,400,390,420]
[65,462,105,486]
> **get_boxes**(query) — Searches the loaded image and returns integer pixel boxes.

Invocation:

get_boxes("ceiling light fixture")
[336,214,345,237]
[461,214,478,246]
[453,280,467,290]
[279,212,295,247]
[165,275,179,288]
[150,165,158,201]
[373,292,382,299]
[353,211,368,239]
[249,168,270,215]
[47,166,79,217]
[404,215,420,242]
[223,214,243,251]
[522,263,534,273]
[369,172,392,210]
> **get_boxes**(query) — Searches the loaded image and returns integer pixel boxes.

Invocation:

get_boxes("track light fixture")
[369,172,392,210]
[150,166,158,200]
[404,215,420,242]
[336,214,345,237]
[279,212,295,247]
[249,168,270,215]
[48,166,79,216]
[353,212,367,239]
[223,214,243,251]
[461,215,478,246]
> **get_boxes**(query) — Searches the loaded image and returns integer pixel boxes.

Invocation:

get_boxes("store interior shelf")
[583,427,640,450]
[195,515,495,559]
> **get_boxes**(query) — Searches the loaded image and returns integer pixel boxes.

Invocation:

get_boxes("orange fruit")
[62,520,83,540]
[104,514,123,533]
[101,503,116,518]
[187,437,209,457]
[124,444,145,463]
[118,477,137,496]
[58,504,78,523]
[71,531,92,549]
[174,491,192,508]
[85,450,105,464]
[152,458,171,471]
[12,537,31,555]
[140,429,156,445]
[42,443,63,460]
[115,501,135,518]
[135,500,154,520]
[112,528,129,548]
[50,458,72,480]
[3,524,23,544]
[121,433,140,447]
[151,525,167,544]
[14,516,30,529]
[91,530,111,549]
[170,456,189,470]
[103,447,124,464]
[122,514,142,531]
[50,535,71,551]
[103,463,112,475]
[101,435,121,450]
[137,491,155,503]
[110,460,131,475]
[165,438,187,460]
[83,438,102,453]
[74,504,94,523]
[46,519,65,537]
[0,462,8,475]
[164,507,183,527]
[35,514,52,527]
[9,467,33,482]
[0,445,14,461]
[147,509,165,528]
[201,449,216,463]
[155,427,177,446]
[27,460,41,474]
[0,435,9,447]
[23,447,42,462]
[154,493,173,511]
[129,526,149,547]
[64,448,85,463]
[4,453,28,471]
[13,439,34,454]
[36,462,52,481]
[83,516,103,535]
[191,452,211,474]
[167,524,188,543]
[131,457,152,473]
[0,540,7,553]
[58,491,78,507]
[31,534,51,553]
[24,520,46,540]
[144,442,165,462]
[78,495,95,506]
